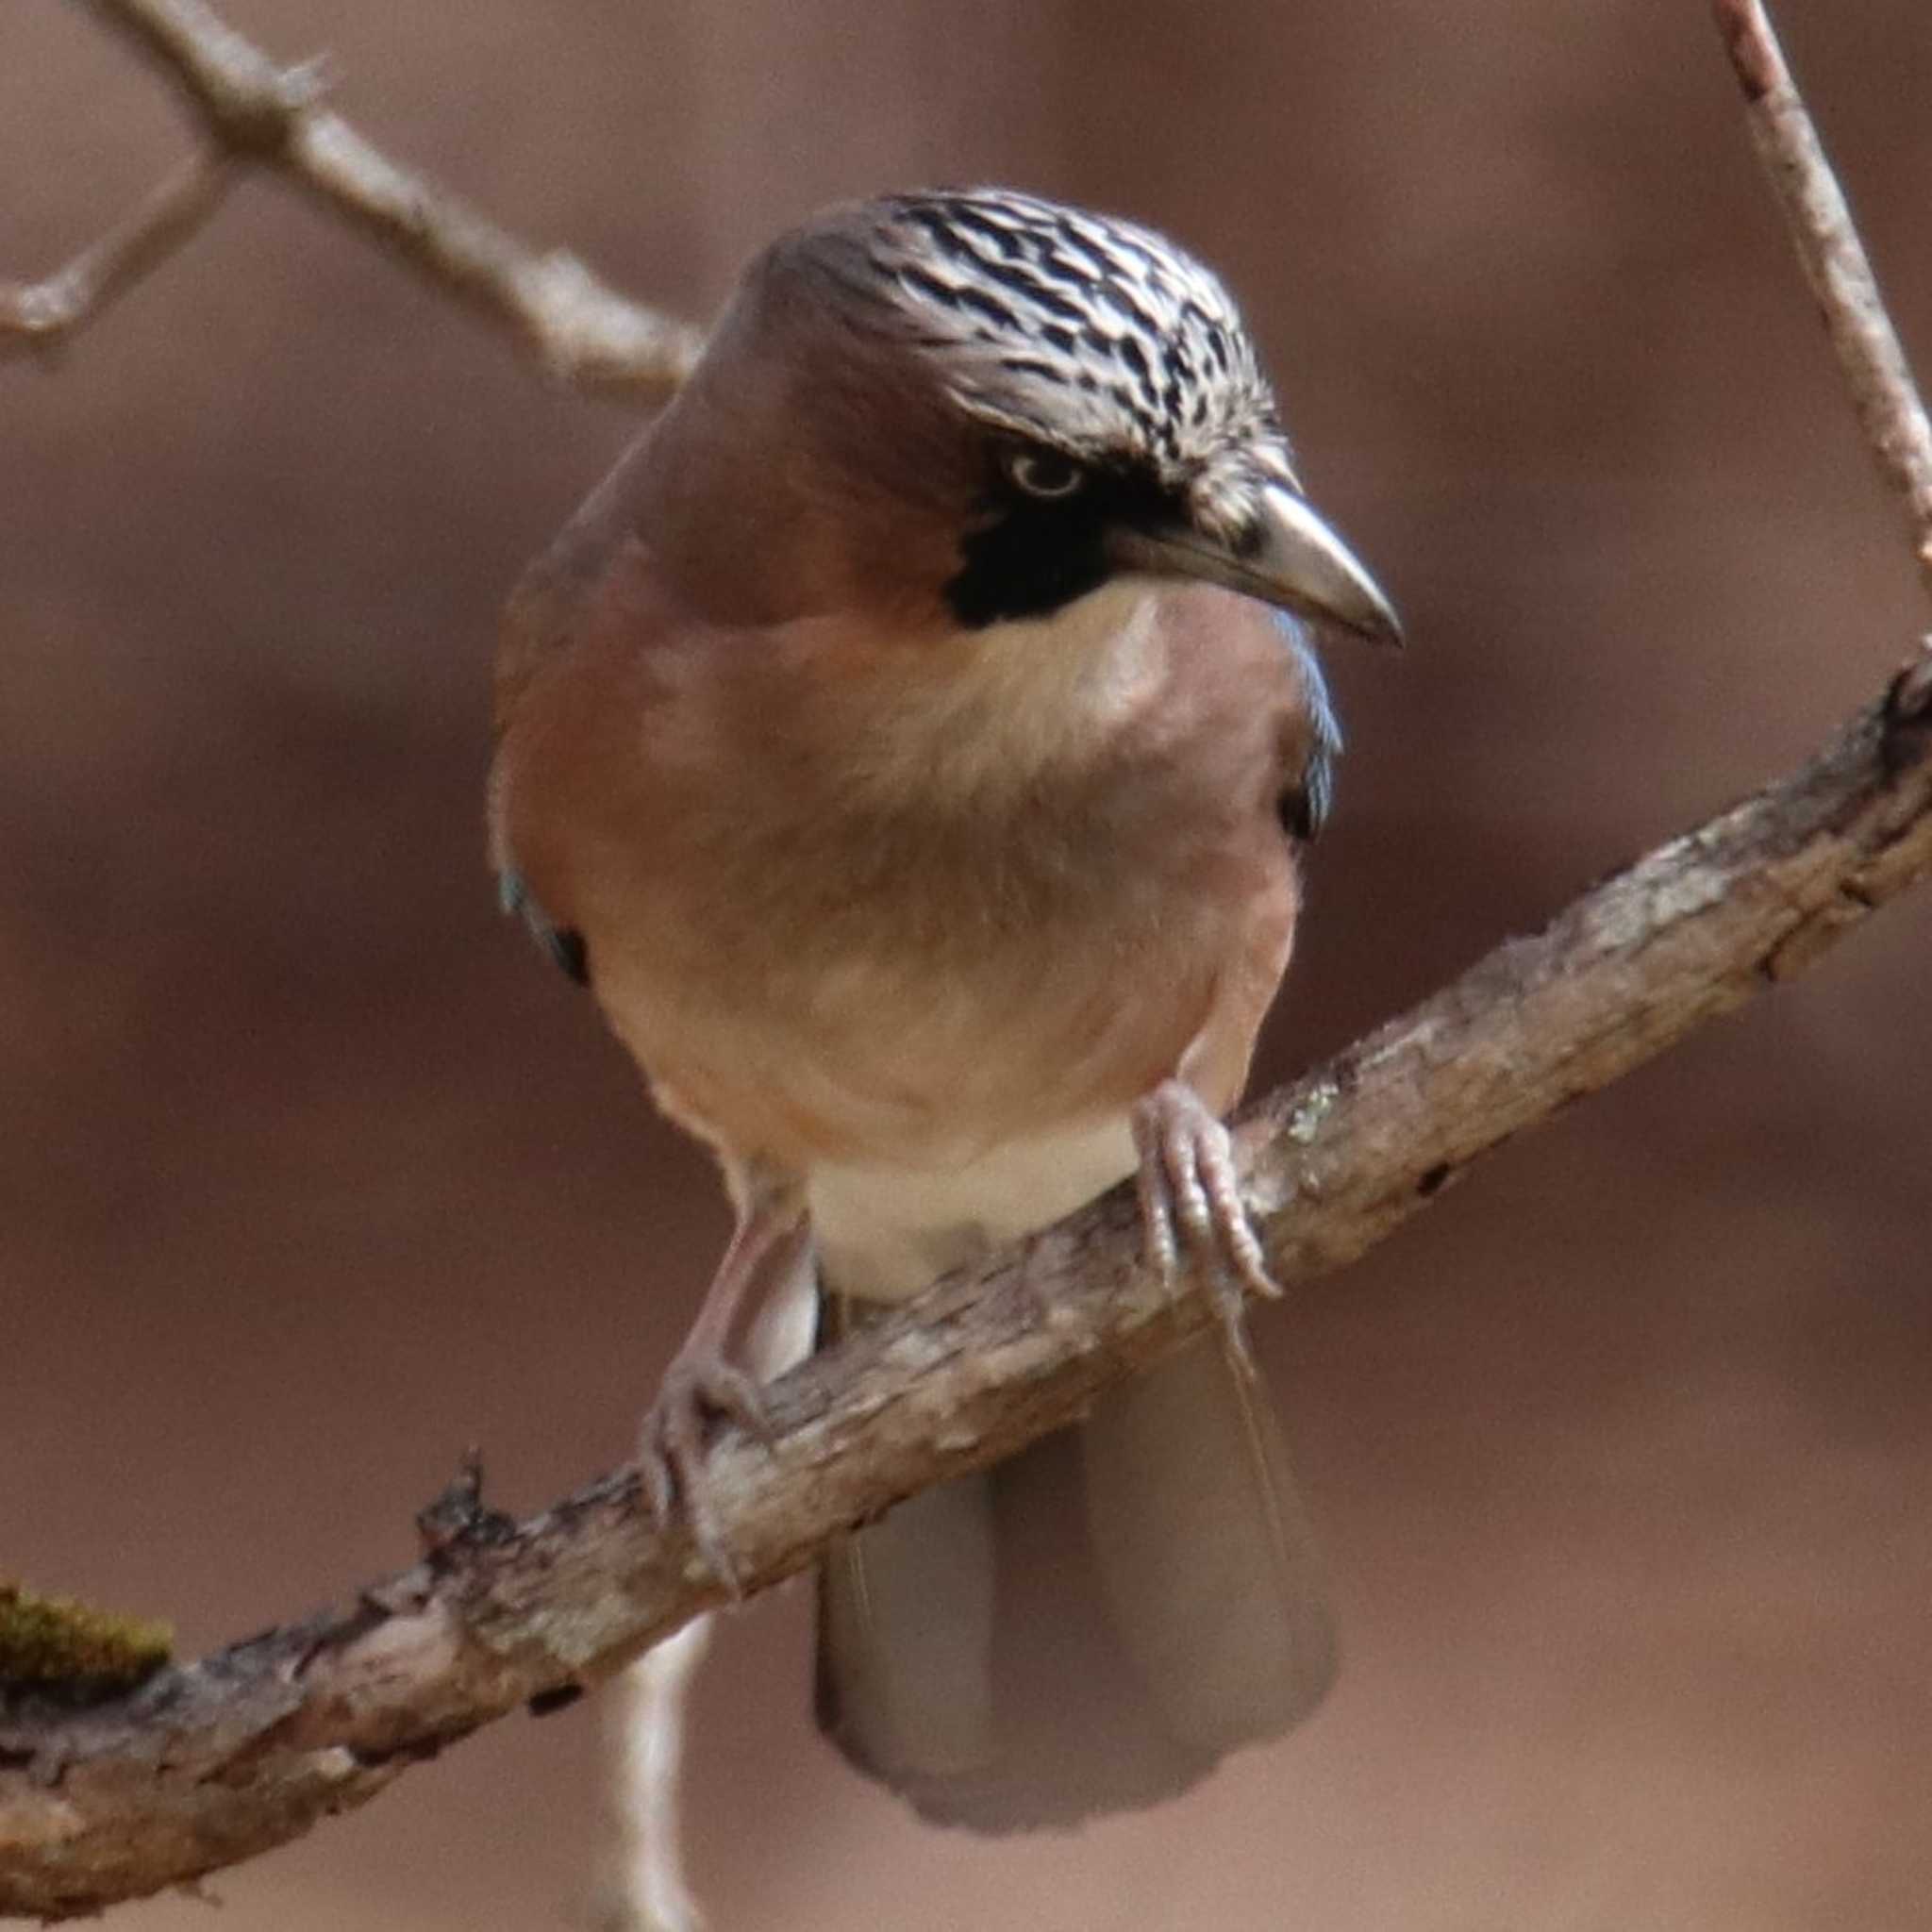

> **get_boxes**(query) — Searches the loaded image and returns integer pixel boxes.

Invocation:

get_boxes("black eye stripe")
[946,459,1186,627]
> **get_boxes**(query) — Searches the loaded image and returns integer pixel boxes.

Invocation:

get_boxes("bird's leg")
[1130,1079,1282,1377]
[640,1181,810,1591]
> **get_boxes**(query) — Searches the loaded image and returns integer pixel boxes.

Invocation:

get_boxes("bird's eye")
[1003,446,1086,500]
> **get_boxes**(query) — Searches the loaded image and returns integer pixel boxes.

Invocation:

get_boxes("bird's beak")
[1110,482,1402,646]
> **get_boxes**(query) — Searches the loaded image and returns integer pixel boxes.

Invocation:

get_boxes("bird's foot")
[1131,1079,1281,1376]
[639,1351,772,1594]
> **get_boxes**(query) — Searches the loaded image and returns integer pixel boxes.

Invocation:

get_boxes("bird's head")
[649,187,1397,646]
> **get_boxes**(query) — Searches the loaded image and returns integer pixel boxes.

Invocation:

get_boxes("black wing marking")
[498,868,590,988]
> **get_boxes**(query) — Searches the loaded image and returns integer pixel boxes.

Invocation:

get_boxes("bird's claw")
[639,1352,772,1593]
[1131,1079,1281,1376]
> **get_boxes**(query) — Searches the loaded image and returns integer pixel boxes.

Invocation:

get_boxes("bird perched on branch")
[490,187,1397,1828]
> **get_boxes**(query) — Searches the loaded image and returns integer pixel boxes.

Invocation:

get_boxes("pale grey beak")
[1111,481,1402,646]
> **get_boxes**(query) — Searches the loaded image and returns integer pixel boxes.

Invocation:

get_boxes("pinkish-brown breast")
[491,562,1307,1175]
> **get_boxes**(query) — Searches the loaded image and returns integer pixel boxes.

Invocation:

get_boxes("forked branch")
[2,0,701,396]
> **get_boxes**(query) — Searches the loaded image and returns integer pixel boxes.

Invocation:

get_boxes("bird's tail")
[812,1290,1337,1831]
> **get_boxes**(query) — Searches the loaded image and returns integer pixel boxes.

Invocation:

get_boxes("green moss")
[0,1578,172,1694]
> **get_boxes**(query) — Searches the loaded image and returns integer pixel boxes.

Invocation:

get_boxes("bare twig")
[1713,0,1932,607]
[0,152,233,359]
[3,662,1930,1921]
[601,1626,713,1932]
[5,0,705,397]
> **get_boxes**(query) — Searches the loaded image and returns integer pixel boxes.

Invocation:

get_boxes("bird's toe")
[1130,1080,1281,1375]
[638,1353,773,1593]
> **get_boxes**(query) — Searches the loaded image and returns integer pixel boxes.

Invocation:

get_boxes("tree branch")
[1714,0,1932,604]
[0,152,235,360]
[3,660,1929,1921]
[5,0,703,396]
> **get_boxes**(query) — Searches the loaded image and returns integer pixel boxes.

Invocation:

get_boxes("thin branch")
[8,0,706,398]
[1713,0,1932,605]
[0,152,234,360]
[601,1627,713,1932]
[3,662,1930,1921]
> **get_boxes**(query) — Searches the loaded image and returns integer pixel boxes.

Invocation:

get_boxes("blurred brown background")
[5,1,1929,1926]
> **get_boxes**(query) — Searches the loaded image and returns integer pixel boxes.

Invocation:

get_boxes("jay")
[490,188,1397,1828]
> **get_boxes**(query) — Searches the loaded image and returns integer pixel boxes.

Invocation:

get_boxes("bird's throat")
[861,581,1169,808]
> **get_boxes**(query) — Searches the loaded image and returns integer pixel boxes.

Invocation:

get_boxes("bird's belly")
[593,920,1208,1178]
[566,745,1286,1180]
[808,1113,1138,1303]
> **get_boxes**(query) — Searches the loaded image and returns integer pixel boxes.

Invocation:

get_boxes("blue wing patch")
[1274,613,1342,842]
[499,867,590,987]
